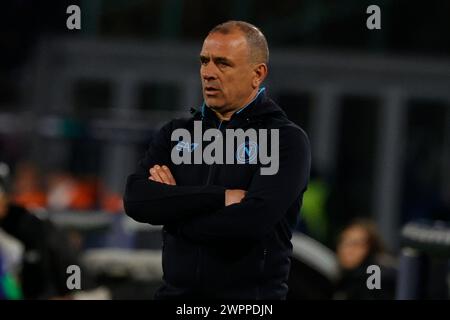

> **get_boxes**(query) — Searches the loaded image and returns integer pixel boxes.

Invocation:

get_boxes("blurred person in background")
[10,162,46,212]
[0,164,92,299]
[0,251,22,299]
[333,219,397,300]
[0,187,22,300]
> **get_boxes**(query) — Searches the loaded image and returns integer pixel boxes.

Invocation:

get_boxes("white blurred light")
[0,162,10,178]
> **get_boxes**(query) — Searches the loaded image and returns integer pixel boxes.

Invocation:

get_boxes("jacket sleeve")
[123,120,226,225]
[179,126,311,242]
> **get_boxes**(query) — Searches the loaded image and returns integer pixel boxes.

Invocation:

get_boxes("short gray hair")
[208,21,269,65]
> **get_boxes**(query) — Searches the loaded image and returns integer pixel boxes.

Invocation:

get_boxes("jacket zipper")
[260,248,268,277]
[262,248,267,270]
[257,248,268,299]
[198,120,223,287]
[205,120,223,185]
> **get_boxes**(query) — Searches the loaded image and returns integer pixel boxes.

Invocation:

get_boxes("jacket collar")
[190,87,287,127]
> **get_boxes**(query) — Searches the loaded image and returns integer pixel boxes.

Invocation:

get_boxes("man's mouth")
[204,86,220,95]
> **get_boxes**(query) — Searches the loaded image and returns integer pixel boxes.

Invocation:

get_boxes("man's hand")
[148,165,245,206]
[149,165,176,185]
[225,189,247,206]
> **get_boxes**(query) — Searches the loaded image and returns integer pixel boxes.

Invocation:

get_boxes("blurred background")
[0,0,449,300]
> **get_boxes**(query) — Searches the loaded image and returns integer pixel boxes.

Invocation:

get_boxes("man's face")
[200,31,258,113]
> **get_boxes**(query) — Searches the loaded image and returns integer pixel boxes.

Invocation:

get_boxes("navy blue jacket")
[123,89,311,299]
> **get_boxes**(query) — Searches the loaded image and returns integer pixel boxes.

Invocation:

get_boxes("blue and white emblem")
[236,141,258,164]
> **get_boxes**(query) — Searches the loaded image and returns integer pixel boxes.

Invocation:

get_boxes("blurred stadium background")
[0,0,449,299]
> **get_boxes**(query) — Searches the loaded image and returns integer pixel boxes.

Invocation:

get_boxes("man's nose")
[201,64,217,81]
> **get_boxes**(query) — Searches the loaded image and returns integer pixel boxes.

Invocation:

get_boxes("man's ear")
[252,63,268,88]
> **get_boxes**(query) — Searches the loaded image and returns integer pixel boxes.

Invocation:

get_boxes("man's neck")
[213,88,260,121]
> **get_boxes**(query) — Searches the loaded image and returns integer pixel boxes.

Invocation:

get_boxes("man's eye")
[200,59,208,65]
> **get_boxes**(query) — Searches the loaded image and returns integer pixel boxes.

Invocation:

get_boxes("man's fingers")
[149,167,163,183]
[156,165,176,185]
[225,189,247,206]
[149,165,176,185]
[154,165,172,185]
[161,165,176,185]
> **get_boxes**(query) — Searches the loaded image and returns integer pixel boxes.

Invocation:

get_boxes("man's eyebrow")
[199,55,234,66]
[213,56,233,65]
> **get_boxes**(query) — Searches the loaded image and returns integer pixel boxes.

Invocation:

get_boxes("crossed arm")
[124,124,310,243]
[148,164,246,206]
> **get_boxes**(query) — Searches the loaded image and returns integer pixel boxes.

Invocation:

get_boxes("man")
[123,21,311,299]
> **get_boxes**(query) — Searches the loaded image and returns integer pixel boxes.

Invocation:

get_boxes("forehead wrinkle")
[201,34,250,62]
